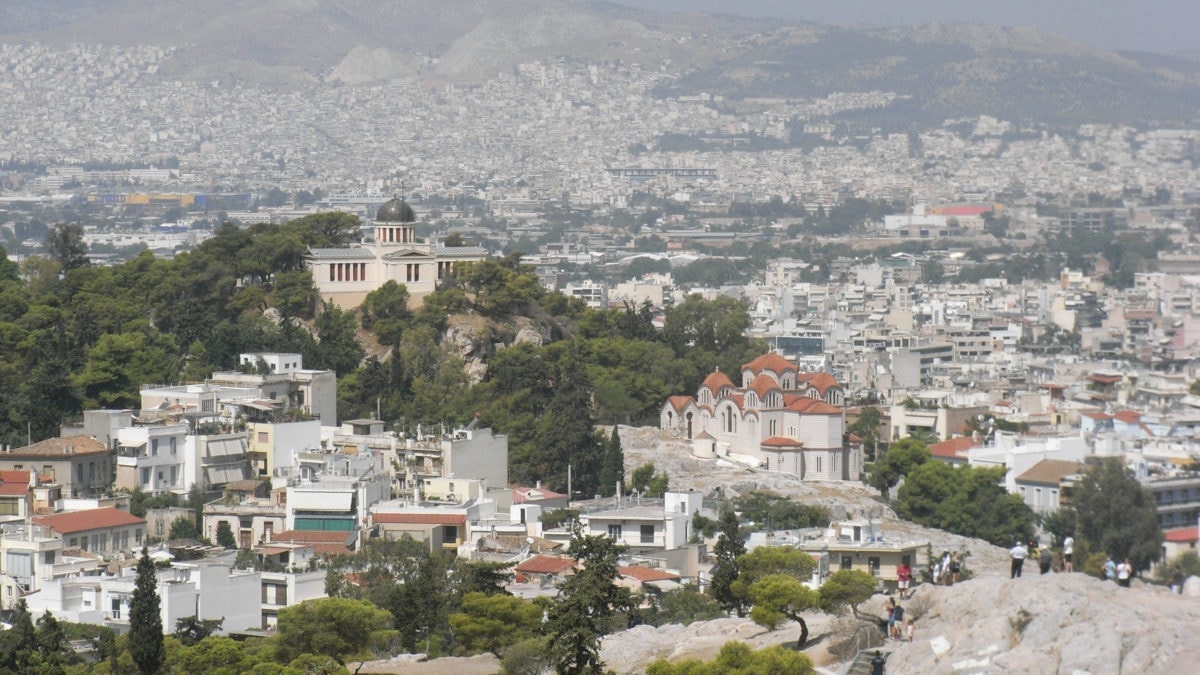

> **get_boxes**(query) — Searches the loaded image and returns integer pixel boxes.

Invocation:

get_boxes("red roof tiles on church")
[805,372,841,394]
[666,396,694,412]
[741,353,798,375]
[700,370,735,393]
[748,373,781,399]
[786,398,840,414]
[761,436,804,448]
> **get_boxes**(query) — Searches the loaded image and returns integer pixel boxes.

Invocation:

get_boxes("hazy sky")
[612,1,1197,55]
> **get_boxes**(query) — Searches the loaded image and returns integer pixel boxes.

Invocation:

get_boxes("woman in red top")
[896,561,912,600]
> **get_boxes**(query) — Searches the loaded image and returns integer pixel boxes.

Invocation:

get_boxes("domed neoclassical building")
[306,196,488,309]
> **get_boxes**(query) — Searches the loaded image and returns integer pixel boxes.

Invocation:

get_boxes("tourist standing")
[1170,566,1184,594]
[1062,535,1075,573]
[1117,558,1132,588]
[948,552,961,585]
[1039,546,1053,574]
[897,560,912,600]
[1103,556,1117,582]
[1009,540,1028,578]
[871,651,886,675]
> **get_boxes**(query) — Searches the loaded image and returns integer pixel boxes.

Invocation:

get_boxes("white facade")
[660,353,861,481]
[307,197,488,310]
[26,559,261,635]
[115,424,189,494]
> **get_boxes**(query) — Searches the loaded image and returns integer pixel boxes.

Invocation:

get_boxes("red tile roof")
[372,512,467,526]
[515,555,575,575]
[1014,459,1085,485]
[666,395,694,412]
[700,370,735,393]
[619,566,680,582]
[928,436,979,460]
[270,529,354,556]
[761,436,803,449]
[1164,527,1198,543]
[805,372,842,394]
[742,353,798,375]
[1112,410,1141,423]
[1080,411,1112,420]
[748,373,780,399]
[513,486,569,503]
[1087,374,1122,384]
[0,470,34,496]
[8,435,109,457]
[33,507,144,534]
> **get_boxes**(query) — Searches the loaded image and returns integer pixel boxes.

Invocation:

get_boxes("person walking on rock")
[1009,540,1028,578]
[1062,535,1074,573]
[1170,566,1184,594]
[948,552,961,585]
[871,651,886,675]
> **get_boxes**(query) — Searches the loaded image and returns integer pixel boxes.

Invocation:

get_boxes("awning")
[206,438,246,458]
[205,466,247,486]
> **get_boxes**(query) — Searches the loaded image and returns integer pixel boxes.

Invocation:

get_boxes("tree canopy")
[894,461,1036,547]
[1068,458,1162,570]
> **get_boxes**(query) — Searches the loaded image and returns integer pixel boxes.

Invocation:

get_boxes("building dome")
[376,196,416,223]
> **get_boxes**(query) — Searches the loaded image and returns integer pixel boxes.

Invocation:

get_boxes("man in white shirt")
[1009,540,1028,578]
[1062,536,1074,573]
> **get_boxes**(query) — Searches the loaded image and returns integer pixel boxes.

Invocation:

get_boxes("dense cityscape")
[2,4,1200,674]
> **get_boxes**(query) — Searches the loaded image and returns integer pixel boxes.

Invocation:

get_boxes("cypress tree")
[129,547,164,674]
[598,426,625,497]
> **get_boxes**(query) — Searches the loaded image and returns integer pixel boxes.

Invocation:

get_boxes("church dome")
[376,196,416,223]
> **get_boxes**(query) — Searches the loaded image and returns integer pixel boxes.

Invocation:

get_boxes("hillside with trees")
[0,215,761,498]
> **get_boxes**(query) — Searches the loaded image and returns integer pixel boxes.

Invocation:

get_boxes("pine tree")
[35,609,66,674]
[0,598,37,671]
[545,528,633,674]
[129,547,164,675]
[709,504,746,616]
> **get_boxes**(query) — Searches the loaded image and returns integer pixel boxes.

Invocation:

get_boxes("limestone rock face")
[872,572,1200,674]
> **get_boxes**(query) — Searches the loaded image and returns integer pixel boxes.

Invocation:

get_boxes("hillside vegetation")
[0,216,761,498]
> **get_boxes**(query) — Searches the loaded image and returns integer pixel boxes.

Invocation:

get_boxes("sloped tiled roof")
[619,566,681,582]
[1014,459,1085,486]
[761,436,803,449]
[742,353,798,375]
[513,486,569,503]
[515,555,575,575]
[33,507,144,534]
[0,470,35,496]
[1112,410,1142,423]
[786,398,840,414]
[1164,527,1198,543]
[666,395,694,412]
[9,435,108,457]
[928,436,979,460]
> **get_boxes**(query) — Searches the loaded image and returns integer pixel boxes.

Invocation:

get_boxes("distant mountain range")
[3,0,1198,128]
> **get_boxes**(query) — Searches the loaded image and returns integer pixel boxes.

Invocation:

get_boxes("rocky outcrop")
[880,572,1200,674]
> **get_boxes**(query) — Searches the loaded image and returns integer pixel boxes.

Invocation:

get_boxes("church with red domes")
[660,353,862,481]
